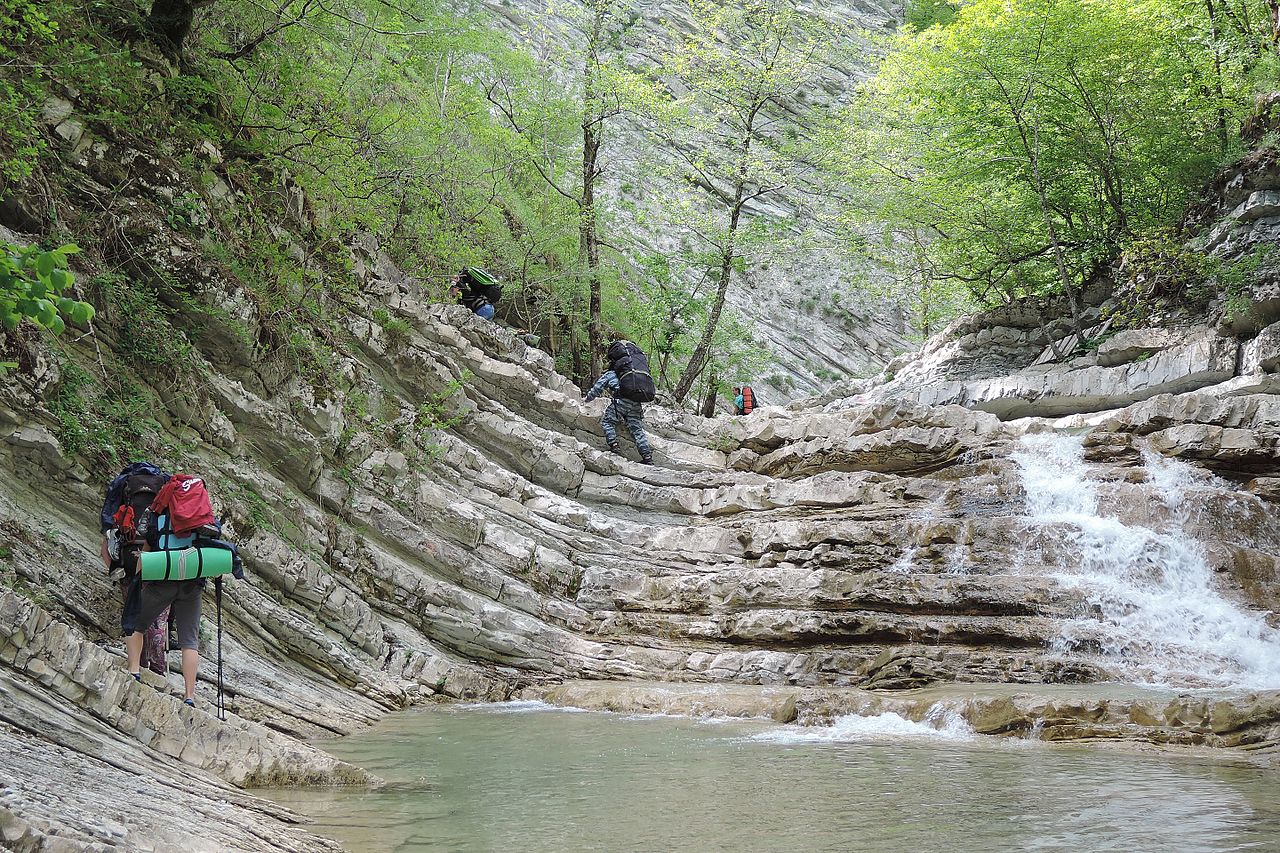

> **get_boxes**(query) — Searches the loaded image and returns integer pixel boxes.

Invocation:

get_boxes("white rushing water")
[1012,433,1280,690]
[752,703,975,744]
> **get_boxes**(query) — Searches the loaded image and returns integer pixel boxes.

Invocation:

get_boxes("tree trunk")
[672,222,739,402]
[581,110,603,379]
[1010,90,1086,357]
[1206,0,1230,151]
[147,0,207,55]
[581,4,606,380]
[672,105,761,403]
[699,375,719,417]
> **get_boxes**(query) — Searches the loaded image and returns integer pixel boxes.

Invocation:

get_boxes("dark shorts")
[129,580,204,649]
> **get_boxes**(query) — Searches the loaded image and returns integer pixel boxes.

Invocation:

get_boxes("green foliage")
[1109,230,1212,328]
[0,241,93,335]
[708,431,738,452]
[840,0,1253,315]
[904,0,958,30]
[373,308,411,350]
[86,271,197,378]
[47,361,164,466]
[0,0,58,182]
[1208,243,1278,325]
[407,372,470,463]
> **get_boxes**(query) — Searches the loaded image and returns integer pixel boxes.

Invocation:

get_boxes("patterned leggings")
[602,398,651,457]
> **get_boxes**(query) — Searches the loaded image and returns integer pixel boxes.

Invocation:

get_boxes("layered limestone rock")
[5,86,1280,852]
[0,587,366,850]
[6,259,1280,848]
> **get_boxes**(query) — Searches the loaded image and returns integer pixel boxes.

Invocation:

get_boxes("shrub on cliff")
[835,0,1273,334]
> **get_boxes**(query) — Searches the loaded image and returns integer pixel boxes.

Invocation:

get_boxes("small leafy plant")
[1,241,94,335]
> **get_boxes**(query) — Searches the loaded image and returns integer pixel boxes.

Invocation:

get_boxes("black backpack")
[465,267,502,305]
[607,340,656,403]
[101,462,171,570]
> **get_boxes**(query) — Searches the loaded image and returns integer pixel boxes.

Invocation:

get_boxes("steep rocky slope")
[477,0,908,400]
[4,91,1280,850]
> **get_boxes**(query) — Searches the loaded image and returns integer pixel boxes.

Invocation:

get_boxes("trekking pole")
[215,576,225,721]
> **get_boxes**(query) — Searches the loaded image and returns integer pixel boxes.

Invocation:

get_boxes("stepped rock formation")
[4,97,1280,850]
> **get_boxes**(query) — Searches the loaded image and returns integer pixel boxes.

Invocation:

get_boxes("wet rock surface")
[527,681,1280,765]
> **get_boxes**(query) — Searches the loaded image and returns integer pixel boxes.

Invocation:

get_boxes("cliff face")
[4,77,1280,852]
[476,0,909,401]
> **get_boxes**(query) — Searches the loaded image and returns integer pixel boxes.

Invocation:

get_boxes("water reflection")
[264,704,1280,853]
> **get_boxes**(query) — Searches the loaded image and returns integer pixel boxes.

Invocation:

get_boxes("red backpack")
[150,474,215,535]
[741,385,755,415]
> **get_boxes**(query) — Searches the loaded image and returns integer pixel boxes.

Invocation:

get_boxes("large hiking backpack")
[141,477,243,581]
[741,385,756,415]
[607,340,656,403]
[101,463,171,571]
[141,474,242,720]
[149,474,216,536]
[464,266,502,305]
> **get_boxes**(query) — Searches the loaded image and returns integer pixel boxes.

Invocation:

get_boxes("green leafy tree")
[653,0,838,403]
[485,0,655,382]
[840,0,1246,343]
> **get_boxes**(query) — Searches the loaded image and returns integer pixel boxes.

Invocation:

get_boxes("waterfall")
[1012,432,1280,690]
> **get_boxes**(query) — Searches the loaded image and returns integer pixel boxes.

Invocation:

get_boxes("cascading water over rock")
[1012,433,1280,690]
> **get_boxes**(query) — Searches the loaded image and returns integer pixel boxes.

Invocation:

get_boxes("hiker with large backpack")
[733,385,759,416]
[100,462,172,676]
[583,338,656,465]
[124,473,243,713]
[449,267,502,320]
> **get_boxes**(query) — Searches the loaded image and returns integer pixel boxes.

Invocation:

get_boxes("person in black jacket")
[584,339,654,464]
[449,269,496,320]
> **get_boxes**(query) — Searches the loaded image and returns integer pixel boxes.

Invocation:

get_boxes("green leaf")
[70,302,94,325]
[49,268,68,290]
[48,315,65,335]
[57,297,76,314]
[36,301,57,327]
[36,252,54,279]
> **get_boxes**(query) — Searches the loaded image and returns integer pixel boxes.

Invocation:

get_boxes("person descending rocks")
[125,473,243,710]
[584,338,656,465]
[100,462,172,675]
[448,267,502,320]
[733,384,758,416]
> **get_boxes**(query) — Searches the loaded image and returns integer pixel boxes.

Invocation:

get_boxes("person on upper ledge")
[448,267,502,321]
[733,384,759,415]
[584,337,656,465]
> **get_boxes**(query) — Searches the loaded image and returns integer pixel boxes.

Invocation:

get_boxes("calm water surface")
[264,702,1280,853]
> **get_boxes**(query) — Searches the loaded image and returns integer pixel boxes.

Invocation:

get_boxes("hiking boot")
[640,456,654,465]
[607,442,622,455]
[183,698,195,707]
